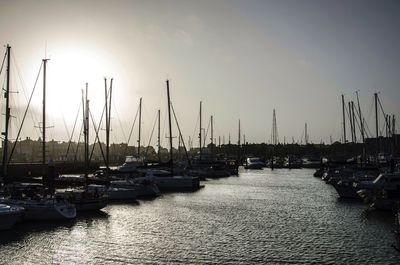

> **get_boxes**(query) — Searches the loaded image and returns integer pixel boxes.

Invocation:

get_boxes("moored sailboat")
[1,49,77,221]
[0,204,24,230]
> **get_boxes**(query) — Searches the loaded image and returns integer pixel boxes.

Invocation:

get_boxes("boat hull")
[154,176,200,191]
[0,205,24,230]
[331,183,360,199]
[57,190,108,212]
[244,164,264,170]
[2,199,76,220]
[74,198,107,211]
[107,188,137,200]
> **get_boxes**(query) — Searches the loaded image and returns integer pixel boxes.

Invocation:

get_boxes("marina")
[1,0,400,263]
[1,169,399,264]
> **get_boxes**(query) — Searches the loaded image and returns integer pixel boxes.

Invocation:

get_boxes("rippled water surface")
[1,169,399,264]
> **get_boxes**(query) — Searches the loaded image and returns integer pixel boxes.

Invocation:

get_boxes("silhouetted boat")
[148,80,201,192]
[139,169,200,191]
[357,172,400,210]
[1,183,76,220]
[0,50,76,221]
[244,157,265,169]
[0,204,24,230]
[56,187,108,211]
[117,156,145,173]
[110,177,160,198]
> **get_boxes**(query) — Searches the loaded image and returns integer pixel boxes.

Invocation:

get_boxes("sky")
[0,0,399,148]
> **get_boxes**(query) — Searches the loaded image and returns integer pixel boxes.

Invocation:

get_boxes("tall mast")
[210,115,214,159]
[342,94,346,143]
[305,123,308,144]
[166,80,173,175]
[386,115,389,137]
[356,91,365,143]
[104,79,108,168]
[178,132,181,159]
[83,83,89,171]
[104,78,109,169]
[199,101,202,162]
[42,58,49,166]
[108,79,113,166]
[2,45,11,179]
[271,109,277,170]
[375,93,379,155]
[351,101,357,142]
[272,109,278,145]
[393,115,396,156]
[393,115,396,135]
[237,119,241,162]
[157,109,161,161]
[348,101,354,143]
[138,97,142,156]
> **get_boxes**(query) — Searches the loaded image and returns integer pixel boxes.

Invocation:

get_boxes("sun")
[44,47,117,136]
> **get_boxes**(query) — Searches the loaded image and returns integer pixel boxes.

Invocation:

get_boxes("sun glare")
[46,47,116,124]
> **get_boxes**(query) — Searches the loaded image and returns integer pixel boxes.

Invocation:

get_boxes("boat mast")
[393,115,396,135]
[166,80,173,175]
[305,123,308,144]
[351,101,357,142]
[393,115,396,156]
[108,79,113,167]
[1,45,11,180]
[210,115,214,160]
[348,101,354,143]
[199,101,202,162]
[158,109,161,161]
[104,78,111,170]
[42,58,49,167]
[356,91,365,143]
[271,109,277,170]
[272,109,278,145]
[375,92,379,157]
[82,83,89,171]
[237,119,241,163]
[138,97,142,157]
[104,79,108,168]
[342,94,346,143]
[386,115,390,137]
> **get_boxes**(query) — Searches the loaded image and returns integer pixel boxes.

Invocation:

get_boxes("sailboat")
[116,97,145,173]
[142,80,200,191]
[105,96,160,198]
[0,48,76,220]
[56,83,108,211]
[0,204,24,230]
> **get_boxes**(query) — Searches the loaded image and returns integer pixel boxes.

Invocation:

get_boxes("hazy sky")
[0,0,399,148]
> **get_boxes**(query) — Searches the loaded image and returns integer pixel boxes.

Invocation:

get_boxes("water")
[1,169,399,264]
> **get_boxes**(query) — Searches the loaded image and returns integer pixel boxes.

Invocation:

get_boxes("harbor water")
[0,169,399,264]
